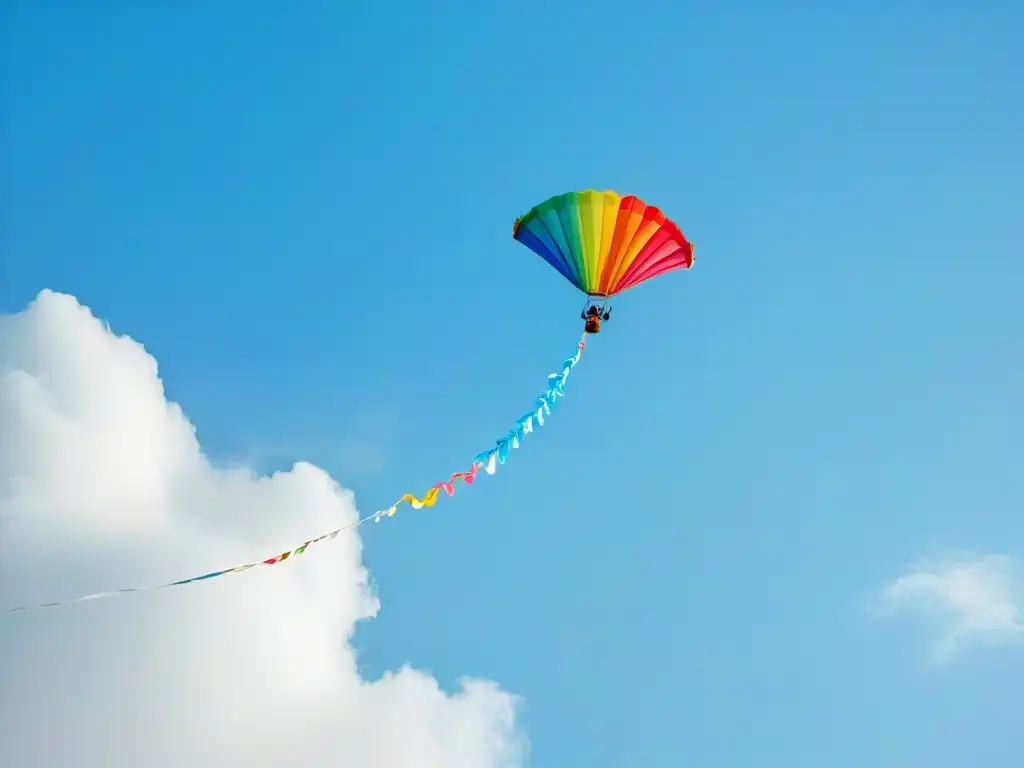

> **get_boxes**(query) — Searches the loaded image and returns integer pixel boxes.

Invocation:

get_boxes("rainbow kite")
[3,190,695,614]
[513,189,694,297]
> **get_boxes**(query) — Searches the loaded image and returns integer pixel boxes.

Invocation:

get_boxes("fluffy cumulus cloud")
[0,290,525,767]
[875,553,1024,663]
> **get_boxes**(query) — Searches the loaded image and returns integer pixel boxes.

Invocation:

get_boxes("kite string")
[2,333,589,614]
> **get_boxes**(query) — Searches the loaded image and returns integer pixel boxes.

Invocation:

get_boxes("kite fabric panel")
[512,189,695,298]
[3,334,589,614]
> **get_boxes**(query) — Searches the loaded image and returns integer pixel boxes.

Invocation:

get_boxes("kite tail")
[3,333,589,614]
[372,333,587,520]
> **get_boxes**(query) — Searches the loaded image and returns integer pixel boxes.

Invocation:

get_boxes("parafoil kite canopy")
[513,189,694,298]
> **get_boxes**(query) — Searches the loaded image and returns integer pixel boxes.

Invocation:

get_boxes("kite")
[3,190,694,613]
[513,189,694,334]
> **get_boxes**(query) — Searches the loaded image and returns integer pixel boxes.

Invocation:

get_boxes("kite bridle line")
[3,331,592,614]
[581,292,612,318]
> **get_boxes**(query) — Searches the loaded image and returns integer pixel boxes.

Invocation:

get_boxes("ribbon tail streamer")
[3,333,589,614]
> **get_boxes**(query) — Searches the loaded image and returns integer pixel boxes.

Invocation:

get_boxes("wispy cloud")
[874,552,1024,663]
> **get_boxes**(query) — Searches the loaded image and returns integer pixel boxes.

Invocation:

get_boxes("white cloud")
[0,290,525,767]
[875,552,1024,663]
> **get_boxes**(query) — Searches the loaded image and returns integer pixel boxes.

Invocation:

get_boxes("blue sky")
[2,2,1022,766]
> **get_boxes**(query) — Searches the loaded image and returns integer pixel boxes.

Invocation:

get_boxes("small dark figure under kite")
[582,305,605,334]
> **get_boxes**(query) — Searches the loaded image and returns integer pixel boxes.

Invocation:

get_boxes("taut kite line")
[3,189,694,613]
